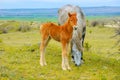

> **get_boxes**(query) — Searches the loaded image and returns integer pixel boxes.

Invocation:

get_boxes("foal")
[40,13,77,70]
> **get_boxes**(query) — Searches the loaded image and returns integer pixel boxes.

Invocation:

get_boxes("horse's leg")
[81,27,86,61]
[80,39,84,63]
[40,33,51,66]
[61,42,71,70]
[70,41,75,62]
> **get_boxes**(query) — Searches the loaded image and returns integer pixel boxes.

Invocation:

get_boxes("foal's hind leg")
[40,34,51,66]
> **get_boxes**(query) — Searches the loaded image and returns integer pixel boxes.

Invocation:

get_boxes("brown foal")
[40,13,77,70]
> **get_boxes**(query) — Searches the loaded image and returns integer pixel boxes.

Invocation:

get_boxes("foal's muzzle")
[74,27,77,30]
[73,26,78,30]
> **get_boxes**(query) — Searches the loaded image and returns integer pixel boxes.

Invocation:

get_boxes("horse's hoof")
[75,64,81,66]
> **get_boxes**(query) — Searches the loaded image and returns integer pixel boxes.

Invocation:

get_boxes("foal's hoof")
[44,62,47,66]
[40,63,44,66]
[62,67,67,70]
[62,67,71,71]
[40,63,47,66]
[68,67,71,71]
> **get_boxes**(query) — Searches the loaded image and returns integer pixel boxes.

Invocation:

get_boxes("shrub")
[112,19,120,52]
[115,27,120,51]
[31,22,40,29]
[18,22,31,32]
[0,28,8,34]
[2,28,8,33]
[84,42,92,51]
[91,21,99,27]
[0,20,20,34]
[90,20,105,27]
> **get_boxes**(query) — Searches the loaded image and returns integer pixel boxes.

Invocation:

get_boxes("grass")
[0,21,120,80]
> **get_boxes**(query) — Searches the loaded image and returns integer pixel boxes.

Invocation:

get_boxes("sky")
[0,0,120,9]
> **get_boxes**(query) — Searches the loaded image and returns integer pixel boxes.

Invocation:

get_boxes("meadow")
[0,18,120,80]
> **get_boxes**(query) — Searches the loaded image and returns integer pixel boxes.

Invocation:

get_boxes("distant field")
[0,22,120,80]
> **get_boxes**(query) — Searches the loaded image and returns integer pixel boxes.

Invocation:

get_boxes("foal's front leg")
[62,43,71,70]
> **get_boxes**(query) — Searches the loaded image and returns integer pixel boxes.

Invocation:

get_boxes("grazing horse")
[40,13,77,70]
[58,4,86,66]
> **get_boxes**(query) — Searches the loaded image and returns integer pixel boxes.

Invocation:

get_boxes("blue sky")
[0,0,120,9]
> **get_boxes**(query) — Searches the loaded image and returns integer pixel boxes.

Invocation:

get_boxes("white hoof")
[44,62,47,66]
[67,66,71,70]
[62,67,67,70]
[40,62,44,66]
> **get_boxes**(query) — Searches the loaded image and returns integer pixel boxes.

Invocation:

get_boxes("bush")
[0,21,33,34]
[0,28,8,34]
[2,28,8,33]
[0,21,19,34]
[91,21,99,27]
[112,19,120,52]
[90,20,105,27]
[84,42,92,51]
[115,27,120,51]
[18,23,31,32]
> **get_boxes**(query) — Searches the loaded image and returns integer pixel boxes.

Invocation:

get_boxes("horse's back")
[58,5,86,40]
[58,4,86,28]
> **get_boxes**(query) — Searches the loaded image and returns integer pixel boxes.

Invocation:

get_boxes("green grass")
[0,24,120,80]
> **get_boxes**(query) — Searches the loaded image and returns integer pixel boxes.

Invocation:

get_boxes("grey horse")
[58,4,86,66]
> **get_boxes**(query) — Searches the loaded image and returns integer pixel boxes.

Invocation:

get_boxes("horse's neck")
[62,20,73,33]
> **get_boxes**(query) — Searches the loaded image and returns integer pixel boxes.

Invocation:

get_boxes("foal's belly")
[49,29,61,42]
[51,35,60,42]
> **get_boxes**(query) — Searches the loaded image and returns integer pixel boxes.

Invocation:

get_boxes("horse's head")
[72,43,83,66]
[68,13,78,30]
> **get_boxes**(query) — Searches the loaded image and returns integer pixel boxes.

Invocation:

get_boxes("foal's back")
[40,22,61,41]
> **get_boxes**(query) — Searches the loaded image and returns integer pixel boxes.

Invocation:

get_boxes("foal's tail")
[40,25,43,30]
[40,24,44,33]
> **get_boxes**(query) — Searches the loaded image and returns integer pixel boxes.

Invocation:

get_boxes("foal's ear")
[68,13,72,17]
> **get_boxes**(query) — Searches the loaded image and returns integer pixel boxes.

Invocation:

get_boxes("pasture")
[0,20,120,80]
